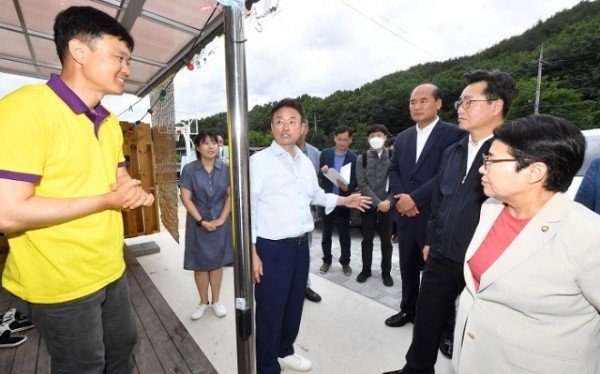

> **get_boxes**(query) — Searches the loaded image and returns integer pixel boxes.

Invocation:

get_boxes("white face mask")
[368,136,385,150]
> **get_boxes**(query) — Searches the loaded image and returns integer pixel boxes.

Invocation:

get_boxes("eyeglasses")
[454,98,498,110]
[273,118,301,127]
[481,154,517,171]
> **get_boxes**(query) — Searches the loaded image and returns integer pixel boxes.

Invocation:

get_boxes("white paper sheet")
[324,163,350,185]
[340,163,351,184]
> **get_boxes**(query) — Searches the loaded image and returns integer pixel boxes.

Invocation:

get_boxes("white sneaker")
[191,304,209,320]
[211,301,227,317]
[279,353,312,371]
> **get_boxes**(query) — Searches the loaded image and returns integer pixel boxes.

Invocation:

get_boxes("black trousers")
[321,206,351,265]
[397,217,427,316]
[403,254,464,373]
[360,208,392,274]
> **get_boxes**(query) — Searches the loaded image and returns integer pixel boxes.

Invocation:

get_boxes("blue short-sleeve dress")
[179,159,233,271]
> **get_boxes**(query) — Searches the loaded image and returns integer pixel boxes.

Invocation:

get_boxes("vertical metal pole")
[534,43,544,115]
[223,6,256,374]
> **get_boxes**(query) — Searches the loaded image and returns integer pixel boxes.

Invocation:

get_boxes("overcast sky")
[0,0,582,123]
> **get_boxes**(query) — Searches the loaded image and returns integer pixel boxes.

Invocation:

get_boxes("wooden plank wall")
[120,122,160,238]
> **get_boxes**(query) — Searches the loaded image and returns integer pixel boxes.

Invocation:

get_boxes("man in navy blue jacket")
[318,125,357,276]
[386,84,464,328]
[383,70,516,374]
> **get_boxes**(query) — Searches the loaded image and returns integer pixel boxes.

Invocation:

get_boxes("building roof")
[0,0,256,97]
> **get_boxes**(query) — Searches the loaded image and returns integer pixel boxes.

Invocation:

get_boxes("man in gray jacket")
[355,124,394,286]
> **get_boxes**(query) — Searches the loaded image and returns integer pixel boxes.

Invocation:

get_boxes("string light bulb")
[159,89,167,102]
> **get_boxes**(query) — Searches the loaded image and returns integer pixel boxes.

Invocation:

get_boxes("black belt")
[269,233,309,245]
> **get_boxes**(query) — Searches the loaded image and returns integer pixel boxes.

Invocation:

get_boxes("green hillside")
[197,0,600,150]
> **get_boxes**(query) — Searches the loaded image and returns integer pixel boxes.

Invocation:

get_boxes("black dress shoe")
[385,311,414,327]
[342,264,352,276]
[356,270,372,283]
[439,337,453,359]
[304,287,322,303]
[382,273,394,287]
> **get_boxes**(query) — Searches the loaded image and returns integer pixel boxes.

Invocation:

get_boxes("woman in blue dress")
[179,131,233,320]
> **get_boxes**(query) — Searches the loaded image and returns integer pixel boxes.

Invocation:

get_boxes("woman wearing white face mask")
[368,135,386,150]
[355,124,395,286]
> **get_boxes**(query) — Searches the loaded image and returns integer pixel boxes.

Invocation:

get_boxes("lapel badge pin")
[541,225,549,232]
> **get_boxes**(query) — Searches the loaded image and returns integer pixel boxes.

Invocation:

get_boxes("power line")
[335,0,444,60]
[347,0,412,35]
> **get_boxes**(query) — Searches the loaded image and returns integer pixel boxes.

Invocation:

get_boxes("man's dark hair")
[432,86,442,101]
[270,98,305,123]
[422,84,442,101]
[54,6,134,64]
[367,124,389,137]
[464,70,515,117]
[193,131,218,159]
[493,114,585,192]
[301,115,309,126]
[334,125,353,137]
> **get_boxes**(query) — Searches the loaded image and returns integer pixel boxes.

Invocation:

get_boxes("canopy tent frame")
[0,1,259,372]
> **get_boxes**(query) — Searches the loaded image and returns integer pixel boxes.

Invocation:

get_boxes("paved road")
[309,227,403,310]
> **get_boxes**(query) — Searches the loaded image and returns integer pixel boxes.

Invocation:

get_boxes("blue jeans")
[13,274,137,374]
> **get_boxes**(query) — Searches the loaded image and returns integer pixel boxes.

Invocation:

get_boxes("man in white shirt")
[250,98,370,373]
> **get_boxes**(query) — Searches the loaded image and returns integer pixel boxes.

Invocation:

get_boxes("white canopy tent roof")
[0,0,258,96]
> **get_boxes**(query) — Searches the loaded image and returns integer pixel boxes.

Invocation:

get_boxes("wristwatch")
[197,218,204,226]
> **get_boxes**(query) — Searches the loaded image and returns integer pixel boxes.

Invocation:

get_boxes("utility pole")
[311,113,319,132]
[534,44,544,115]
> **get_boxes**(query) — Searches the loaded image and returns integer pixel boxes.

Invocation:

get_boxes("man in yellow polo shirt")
[0,6,154,373]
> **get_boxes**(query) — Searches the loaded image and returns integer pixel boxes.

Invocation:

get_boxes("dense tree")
[194,0,600,147]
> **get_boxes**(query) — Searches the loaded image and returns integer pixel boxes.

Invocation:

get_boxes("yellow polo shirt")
[0,76,126,303]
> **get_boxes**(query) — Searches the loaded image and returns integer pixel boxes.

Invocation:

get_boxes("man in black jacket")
[383,70,516,374]
[386,84,463,328]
